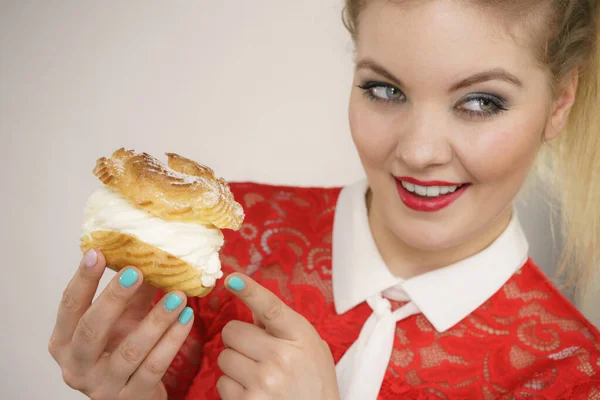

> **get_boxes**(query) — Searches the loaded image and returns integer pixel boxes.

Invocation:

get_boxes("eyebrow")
[355,59,524,91]
[356,59,406,88]
[449,69,523,91]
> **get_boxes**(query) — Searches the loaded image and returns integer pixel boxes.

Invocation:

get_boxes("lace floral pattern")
[152,182,600,399]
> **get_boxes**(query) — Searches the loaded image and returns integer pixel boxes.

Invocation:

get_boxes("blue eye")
[358,81,406,103]
[373,86,404,100]
[357,81,508,119]
[456,94,508,119]
[462,98,499,112]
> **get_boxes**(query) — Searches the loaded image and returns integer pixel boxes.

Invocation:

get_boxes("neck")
[366,188,513,279]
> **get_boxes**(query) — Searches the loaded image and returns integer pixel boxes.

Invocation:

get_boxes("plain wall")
[1,1,596,399]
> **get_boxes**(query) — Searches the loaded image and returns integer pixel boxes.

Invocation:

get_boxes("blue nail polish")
[119,268,138,288]
[227,276,245,291]
[178,307,193,324]
[165,293,183,311]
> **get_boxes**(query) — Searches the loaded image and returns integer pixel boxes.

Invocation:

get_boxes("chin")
[390,221,465,251]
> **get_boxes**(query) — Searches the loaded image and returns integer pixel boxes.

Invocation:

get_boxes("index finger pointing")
[225,274,309,341]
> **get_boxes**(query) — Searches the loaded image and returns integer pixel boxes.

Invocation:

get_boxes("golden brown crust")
[80,230,214,297]
[93,148,244,230]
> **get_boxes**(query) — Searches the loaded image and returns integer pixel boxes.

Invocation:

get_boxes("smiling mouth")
[394,177,471,212]
[399,181,469,198]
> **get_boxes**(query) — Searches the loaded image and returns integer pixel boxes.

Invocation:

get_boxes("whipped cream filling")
[81,186,224,287]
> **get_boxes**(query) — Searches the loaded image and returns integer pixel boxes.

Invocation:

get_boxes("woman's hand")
[217,274,340,400]
[48,249,194,400]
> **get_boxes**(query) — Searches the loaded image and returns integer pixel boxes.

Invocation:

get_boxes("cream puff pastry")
[80,148,244,297]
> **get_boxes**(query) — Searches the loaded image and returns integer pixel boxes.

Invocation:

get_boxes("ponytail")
[538,0,600,295]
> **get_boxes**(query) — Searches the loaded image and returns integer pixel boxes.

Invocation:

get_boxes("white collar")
[332,179,529,332]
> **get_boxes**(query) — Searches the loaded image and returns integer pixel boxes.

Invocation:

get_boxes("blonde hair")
[342,0,600,293]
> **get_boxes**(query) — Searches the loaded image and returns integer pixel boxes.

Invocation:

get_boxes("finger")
[252,311,266,330]
[123,305,195,396]
[221,320,275,361]
[106,292,188,387]
[225,273,308,340]
[49,249,106,352]
[125,282,160,312]
[117,283,160,327]
[69,266,144,367]
[217,348,258,389]
[217,375,246,400]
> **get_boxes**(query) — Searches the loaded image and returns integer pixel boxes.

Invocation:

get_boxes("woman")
[49,0,600,398]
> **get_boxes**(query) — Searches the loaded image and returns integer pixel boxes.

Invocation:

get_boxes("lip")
[394,177,470,212]
[395,176,464,187]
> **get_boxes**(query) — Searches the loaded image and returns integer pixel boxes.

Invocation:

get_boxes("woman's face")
[349,0,557,251]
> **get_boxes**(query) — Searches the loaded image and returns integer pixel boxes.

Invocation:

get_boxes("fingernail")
[178,307,193,324]
[119,268,138,288]
[83,249,97,268]
[165,293,183,311]
[227,276,245,291]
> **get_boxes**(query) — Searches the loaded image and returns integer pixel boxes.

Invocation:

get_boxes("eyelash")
[357,81,509,119]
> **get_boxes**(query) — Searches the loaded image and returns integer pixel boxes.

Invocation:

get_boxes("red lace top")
[154,182,600,399]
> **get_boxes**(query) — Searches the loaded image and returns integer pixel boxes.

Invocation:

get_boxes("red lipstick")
[394,176,470,212]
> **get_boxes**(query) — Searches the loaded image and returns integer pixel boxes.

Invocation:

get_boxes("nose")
[395,108,453,170]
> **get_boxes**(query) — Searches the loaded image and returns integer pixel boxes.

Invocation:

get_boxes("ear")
[544,68,579,141]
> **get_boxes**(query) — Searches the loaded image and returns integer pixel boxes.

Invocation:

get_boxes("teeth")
[426,186,440,197]
[415,185,428,196]
[400,181,461,197]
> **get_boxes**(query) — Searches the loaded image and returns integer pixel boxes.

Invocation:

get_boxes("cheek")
[349,94,397,168]
[457,121,543,183]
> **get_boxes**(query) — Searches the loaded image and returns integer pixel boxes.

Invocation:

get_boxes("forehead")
[355,0,541,87]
